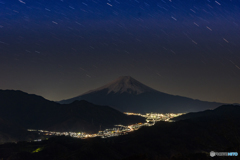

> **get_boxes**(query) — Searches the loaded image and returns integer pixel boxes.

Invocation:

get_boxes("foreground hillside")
[0,90,145,143]
[0,117,39,144]
[1,105,239,160]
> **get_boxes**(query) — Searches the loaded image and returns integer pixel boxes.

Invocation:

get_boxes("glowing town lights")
[28,112,184,140]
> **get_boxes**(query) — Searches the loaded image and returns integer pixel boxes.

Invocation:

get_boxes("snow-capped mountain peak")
[88,76,155,95]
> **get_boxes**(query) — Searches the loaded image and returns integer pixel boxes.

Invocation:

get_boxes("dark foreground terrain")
[0,105,239,160]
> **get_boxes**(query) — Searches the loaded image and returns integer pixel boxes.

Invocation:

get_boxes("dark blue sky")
[0,0,240,103]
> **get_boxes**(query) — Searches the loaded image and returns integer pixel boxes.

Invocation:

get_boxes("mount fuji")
[59,76,223,113]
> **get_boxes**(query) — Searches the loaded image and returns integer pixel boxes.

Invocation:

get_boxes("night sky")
[0,0,240,104]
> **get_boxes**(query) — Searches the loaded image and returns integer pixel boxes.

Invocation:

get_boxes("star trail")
[0,0,240,103]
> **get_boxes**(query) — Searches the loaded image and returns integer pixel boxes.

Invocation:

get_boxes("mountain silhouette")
[48,100,145,133]
[0,89,145,143]
[172,104,240,121]
[59,76,223,113]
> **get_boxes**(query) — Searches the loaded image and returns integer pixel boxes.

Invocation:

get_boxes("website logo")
[210,151,238,157]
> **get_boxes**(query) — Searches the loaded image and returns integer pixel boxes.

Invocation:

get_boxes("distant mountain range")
[59,76,223,113]
[0,90,144,143]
